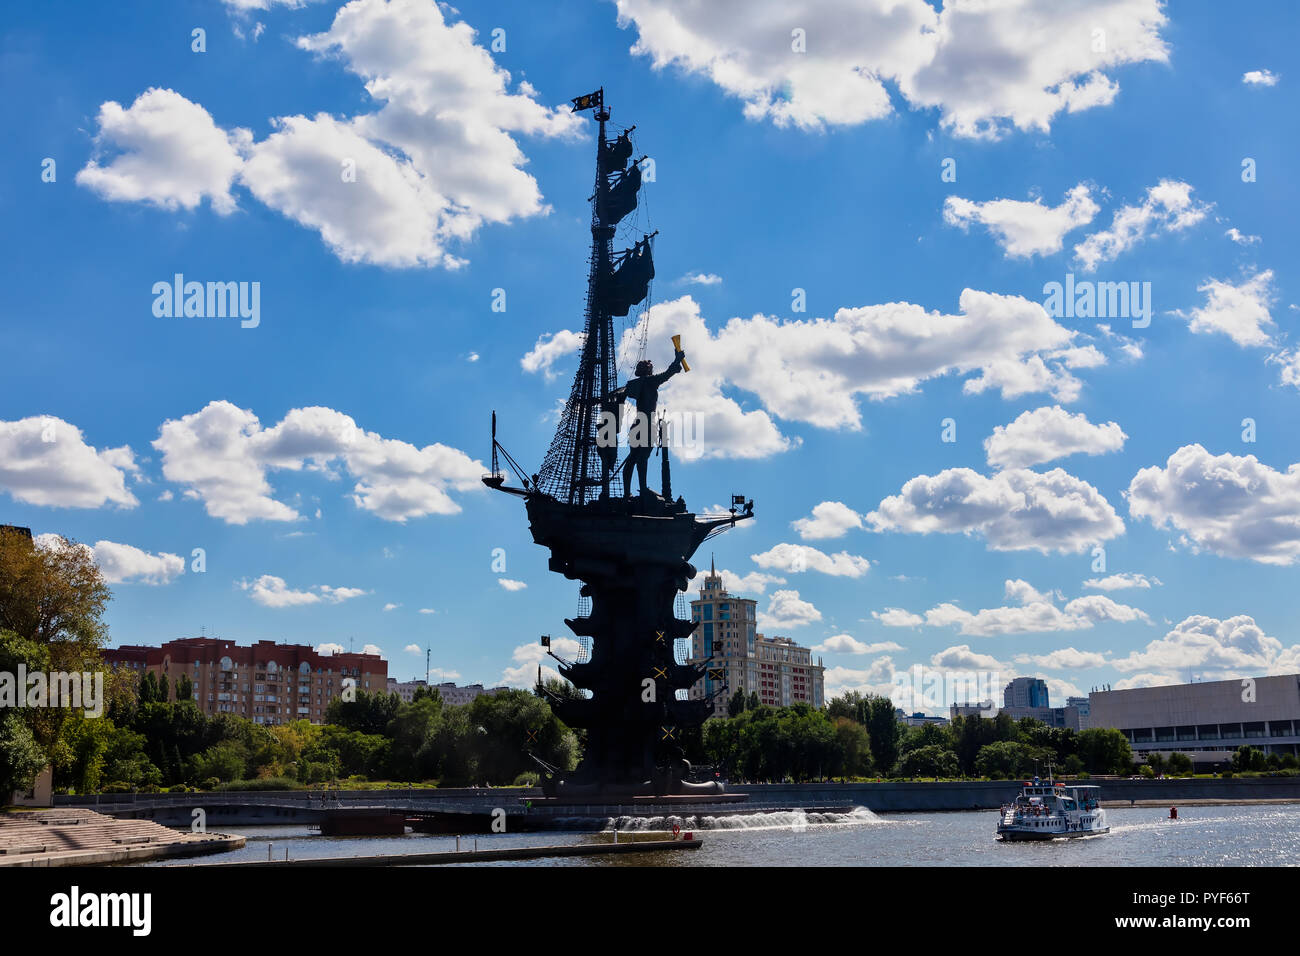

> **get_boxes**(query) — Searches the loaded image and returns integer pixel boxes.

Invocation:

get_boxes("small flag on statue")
[731,495,746,507]
[571,89,603,112]
[540,635,551,647]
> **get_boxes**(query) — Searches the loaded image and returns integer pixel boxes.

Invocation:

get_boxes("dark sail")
[600,129,634,176]
[606,239,655,317]
[599,164,641,226]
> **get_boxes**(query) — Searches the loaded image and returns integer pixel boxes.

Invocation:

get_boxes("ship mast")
[535,88,654,506]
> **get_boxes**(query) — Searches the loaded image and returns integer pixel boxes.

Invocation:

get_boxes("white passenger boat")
[997,779,1109,841]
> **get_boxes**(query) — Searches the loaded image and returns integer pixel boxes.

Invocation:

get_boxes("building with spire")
[686,561,825,716]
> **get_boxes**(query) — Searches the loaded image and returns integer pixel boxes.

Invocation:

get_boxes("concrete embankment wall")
[52,777,1300,818]
[732,777,1300,810]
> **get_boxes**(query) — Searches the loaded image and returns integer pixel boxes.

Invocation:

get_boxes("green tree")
[831,717,873,779]
[950,714,997,775]
[1166,751,1194,776]
[1231,745,1267,773]
[1077,728,1132,775]
[325,689,401,736]
[899,744,959,777]
[0,530,111,661]
[727,690,748,718]
[175,673,193,701]
[191,741,248,783]
[139,671,159,705]
[865,696,901,775]
[468,689,578,785]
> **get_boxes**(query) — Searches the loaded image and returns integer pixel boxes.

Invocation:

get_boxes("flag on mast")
[571,88,603,112]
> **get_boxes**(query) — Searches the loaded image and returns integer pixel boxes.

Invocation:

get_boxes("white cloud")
[361,644,383,657]
[687,567,786,596]
[1014,646,1107,669]
[88,540,185,585]
[521,330,585,381]
[153,400,483,524]
[1074,179,1211,271]
[316,642,346,655]
[872,608,925,628]
[791,501,864,540]
[383,602,402,611]
[419,608,436,615]
[1225,227,1260,245]
[428,668,461,681]
[1004,578,1054,605]
[883,578,1147,639]
[1180,269,1275,348]
[823,656,897,699]
[82,0,581,268]
[930,645,1006,671]
[609,289,1085,448]
[1083,572,1160,591]
[680,272,722,286]
[814,634,903,655]
[527,288,1106,461]
[750,543,871,578]
[319,584,368,602]
[0,416,139,510]
[758,589,822,630]
[76,88,249,214]
[943,184,1098,258]
[984,405,1127,470]
[498,578,527,591]
[222,0,318,10]
[1127,444,1300,565]
[499,635,582,688]
[868,467,1124,554]
[1242,69,1279,87]
[1270,349,1300,391]
[615,0,1168,138]
[1111,614,1300,679]
[239,574,368,608]
[404,644,421,654]
[920,587,1148,637]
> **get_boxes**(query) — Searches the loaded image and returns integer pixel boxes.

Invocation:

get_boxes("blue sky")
[1,0,1297,709]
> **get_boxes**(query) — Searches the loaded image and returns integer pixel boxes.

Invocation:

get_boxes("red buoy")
[1169,806,1178,820]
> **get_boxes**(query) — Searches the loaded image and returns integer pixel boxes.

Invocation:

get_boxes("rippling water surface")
[148,804,1300,867]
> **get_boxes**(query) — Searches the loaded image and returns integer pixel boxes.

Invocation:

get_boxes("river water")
[147,804,1300,867]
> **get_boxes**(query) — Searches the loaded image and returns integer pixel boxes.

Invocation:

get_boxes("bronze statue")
[613,350,685,497]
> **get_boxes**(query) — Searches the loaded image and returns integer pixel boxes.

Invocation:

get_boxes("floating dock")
[184,837,701,867]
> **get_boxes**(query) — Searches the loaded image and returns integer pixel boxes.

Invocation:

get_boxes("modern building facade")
[952,680,1086,731]
[1089,673,1300,769]
[897,710,950,728]
[104,637,387,726]
[1005,677,1050,709]
[686,565,824,715]
[386,678,508,706]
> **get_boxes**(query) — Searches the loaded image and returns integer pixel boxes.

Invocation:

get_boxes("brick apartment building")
[103,637,388,726]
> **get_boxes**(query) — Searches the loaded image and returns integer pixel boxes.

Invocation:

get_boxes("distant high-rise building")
[1004,677,1051,709]
[103,637,387,726]
[686,561,824,716]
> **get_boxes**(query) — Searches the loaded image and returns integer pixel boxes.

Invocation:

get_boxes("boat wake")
[602,807,883,832]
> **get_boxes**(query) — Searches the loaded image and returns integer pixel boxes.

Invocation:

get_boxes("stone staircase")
[0,808,242,866]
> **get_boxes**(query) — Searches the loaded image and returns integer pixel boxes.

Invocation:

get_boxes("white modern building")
[1089,674,1300,769]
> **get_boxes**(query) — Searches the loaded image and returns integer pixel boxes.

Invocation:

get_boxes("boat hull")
[998,826,1110,841]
